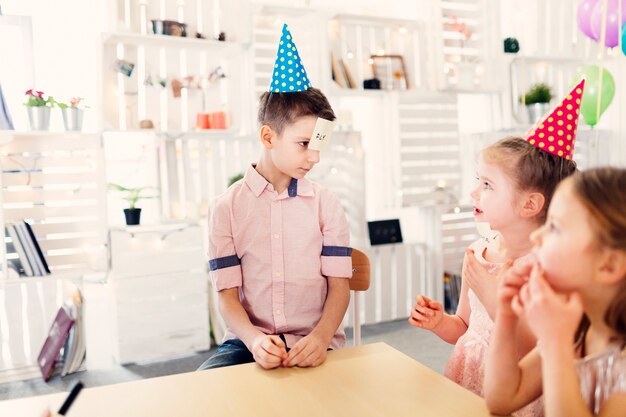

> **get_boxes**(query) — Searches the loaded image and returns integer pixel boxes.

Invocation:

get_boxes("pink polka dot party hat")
[524,79,585,160]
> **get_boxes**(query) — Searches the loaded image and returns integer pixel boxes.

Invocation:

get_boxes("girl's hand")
[512,264,583,344]
[463,249,499,310]
[497,260,530,318]
[408,295,444,330]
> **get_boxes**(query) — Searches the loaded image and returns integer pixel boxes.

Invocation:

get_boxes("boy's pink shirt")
[208,164,352,349]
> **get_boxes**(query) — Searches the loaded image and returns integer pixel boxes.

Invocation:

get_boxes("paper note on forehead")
[308,118,335,151]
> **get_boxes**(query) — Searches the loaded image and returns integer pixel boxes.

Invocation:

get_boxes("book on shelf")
[5,220,50,277]
[339,58,356,89]
[330,51,348,88]
[6,223,34,276]
[37,288,86,381]
[61,290,86,376]
[38,305,74,382]
[24,220,51,274]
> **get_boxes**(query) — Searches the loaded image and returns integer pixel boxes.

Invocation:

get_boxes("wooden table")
[0,343,496,416]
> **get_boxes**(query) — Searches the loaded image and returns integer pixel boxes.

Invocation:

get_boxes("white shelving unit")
[0,131,107,382]
[107,223,209,364]
[101,0,252,133]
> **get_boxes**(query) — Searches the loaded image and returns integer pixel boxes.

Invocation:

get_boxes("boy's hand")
[250,334,288,369]
[408,295,443,330]
[283,333,328,368]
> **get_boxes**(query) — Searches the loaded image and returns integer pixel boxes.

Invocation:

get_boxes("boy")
[198,24,352,371]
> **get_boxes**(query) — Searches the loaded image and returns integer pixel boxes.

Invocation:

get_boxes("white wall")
[1,0,107,132]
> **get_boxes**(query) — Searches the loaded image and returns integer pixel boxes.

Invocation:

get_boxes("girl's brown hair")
[257,88,336,135]
[569,167,626,346]
[483,137,578,223]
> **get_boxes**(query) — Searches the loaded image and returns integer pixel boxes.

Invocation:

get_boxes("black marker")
[57,381,84,415]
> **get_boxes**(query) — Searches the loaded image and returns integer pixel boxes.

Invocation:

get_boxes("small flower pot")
[526,103,550,124]
[123,208,142,226]
[61,107,84,131]
[27,106,51,131]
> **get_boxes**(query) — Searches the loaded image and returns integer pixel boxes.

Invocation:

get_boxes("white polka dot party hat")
[268,24,312,93]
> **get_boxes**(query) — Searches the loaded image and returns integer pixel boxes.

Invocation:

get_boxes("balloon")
[622,22,626,55]
[577,0,600,40]
[578,66,615,127]
[590,0,626,47]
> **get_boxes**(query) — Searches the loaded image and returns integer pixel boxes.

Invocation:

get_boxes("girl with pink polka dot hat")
[409,81,585,416]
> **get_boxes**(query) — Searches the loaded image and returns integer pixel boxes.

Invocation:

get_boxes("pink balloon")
[578,0,600,40]
[591,0,626,47]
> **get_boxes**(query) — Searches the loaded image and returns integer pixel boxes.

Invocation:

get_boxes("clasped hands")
[250,332,329,370]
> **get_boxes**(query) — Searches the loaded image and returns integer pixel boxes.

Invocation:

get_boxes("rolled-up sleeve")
[319,190,352,278]
[208,198,242,291]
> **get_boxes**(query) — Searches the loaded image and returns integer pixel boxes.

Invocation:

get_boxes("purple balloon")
[591,0,626,47]
[578,0,600,40]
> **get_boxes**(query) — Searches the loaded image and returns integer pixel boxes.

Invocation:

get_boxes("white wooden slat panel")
[1,134,107,274]
[38,236,103,252]
[31,221,102,235]
[111,271,206,296]
[3,206,101,219]
[109,226,204,276]
[115,291,207,317]
[1,135,101,153]
[399,93,460,208]
[441,205,478,276]
[2,188,99,204]
[0,279,78,374]
[347,242,431,327]
[197,141,209,208]
[43,252,108,269]
[117,305,207,338]
[118,330,209,364]
[400,137,459,147]
[378,245,393,322]
[1,156,97,171]
[1,172,99,187]
[395,244,408,319]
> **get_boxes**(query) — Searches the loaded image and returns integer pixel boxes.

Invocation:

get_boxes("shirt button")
[273,234,279,239]
[275,271,281,277]
[276,309,281,315]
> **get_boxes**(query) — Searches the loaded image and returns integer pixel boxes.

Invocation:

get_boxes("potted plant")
[108,183,159,226]
[227,172,244,187]
[57,97,87,131]
[521,83,553,124]
[23,89,56,130]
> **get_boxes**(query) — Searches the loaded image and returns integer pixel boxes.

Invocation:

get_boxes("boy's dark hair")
[482,137,578,223]
[257,87,336,135]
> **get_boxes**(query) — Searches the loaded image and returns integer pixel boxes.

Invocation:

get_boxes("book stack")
[37,289,86,381]
[443,271,462,314]
[6,220,50,277]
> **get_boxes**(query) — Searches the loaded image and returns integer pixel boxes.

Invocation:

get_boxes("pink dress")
[576,344,626,414]
[444,238,543,417]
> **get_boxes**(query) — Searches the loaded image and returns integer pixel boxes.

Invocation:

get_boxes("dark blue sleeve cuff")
[321,246,352,257]
[209,255,241,271]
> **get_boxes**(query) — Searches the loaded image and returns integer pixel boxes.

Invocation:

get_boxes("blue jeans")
[197,339,255,370]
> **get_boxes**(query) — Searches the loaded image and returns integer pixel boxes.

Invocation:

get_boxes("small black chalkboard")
[367,219,403,246]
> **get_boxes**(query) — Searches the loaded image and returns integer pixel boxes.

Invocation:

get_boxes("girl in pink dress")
[409,136,577,417]
[485,167,626,416]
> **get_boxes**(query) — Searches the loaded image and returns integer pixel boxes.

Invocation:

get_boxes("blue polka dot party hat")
[268,24,312,93]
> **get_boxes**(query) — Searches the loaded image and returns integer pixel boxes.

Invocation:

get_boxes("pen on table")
[57,381,84,416]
